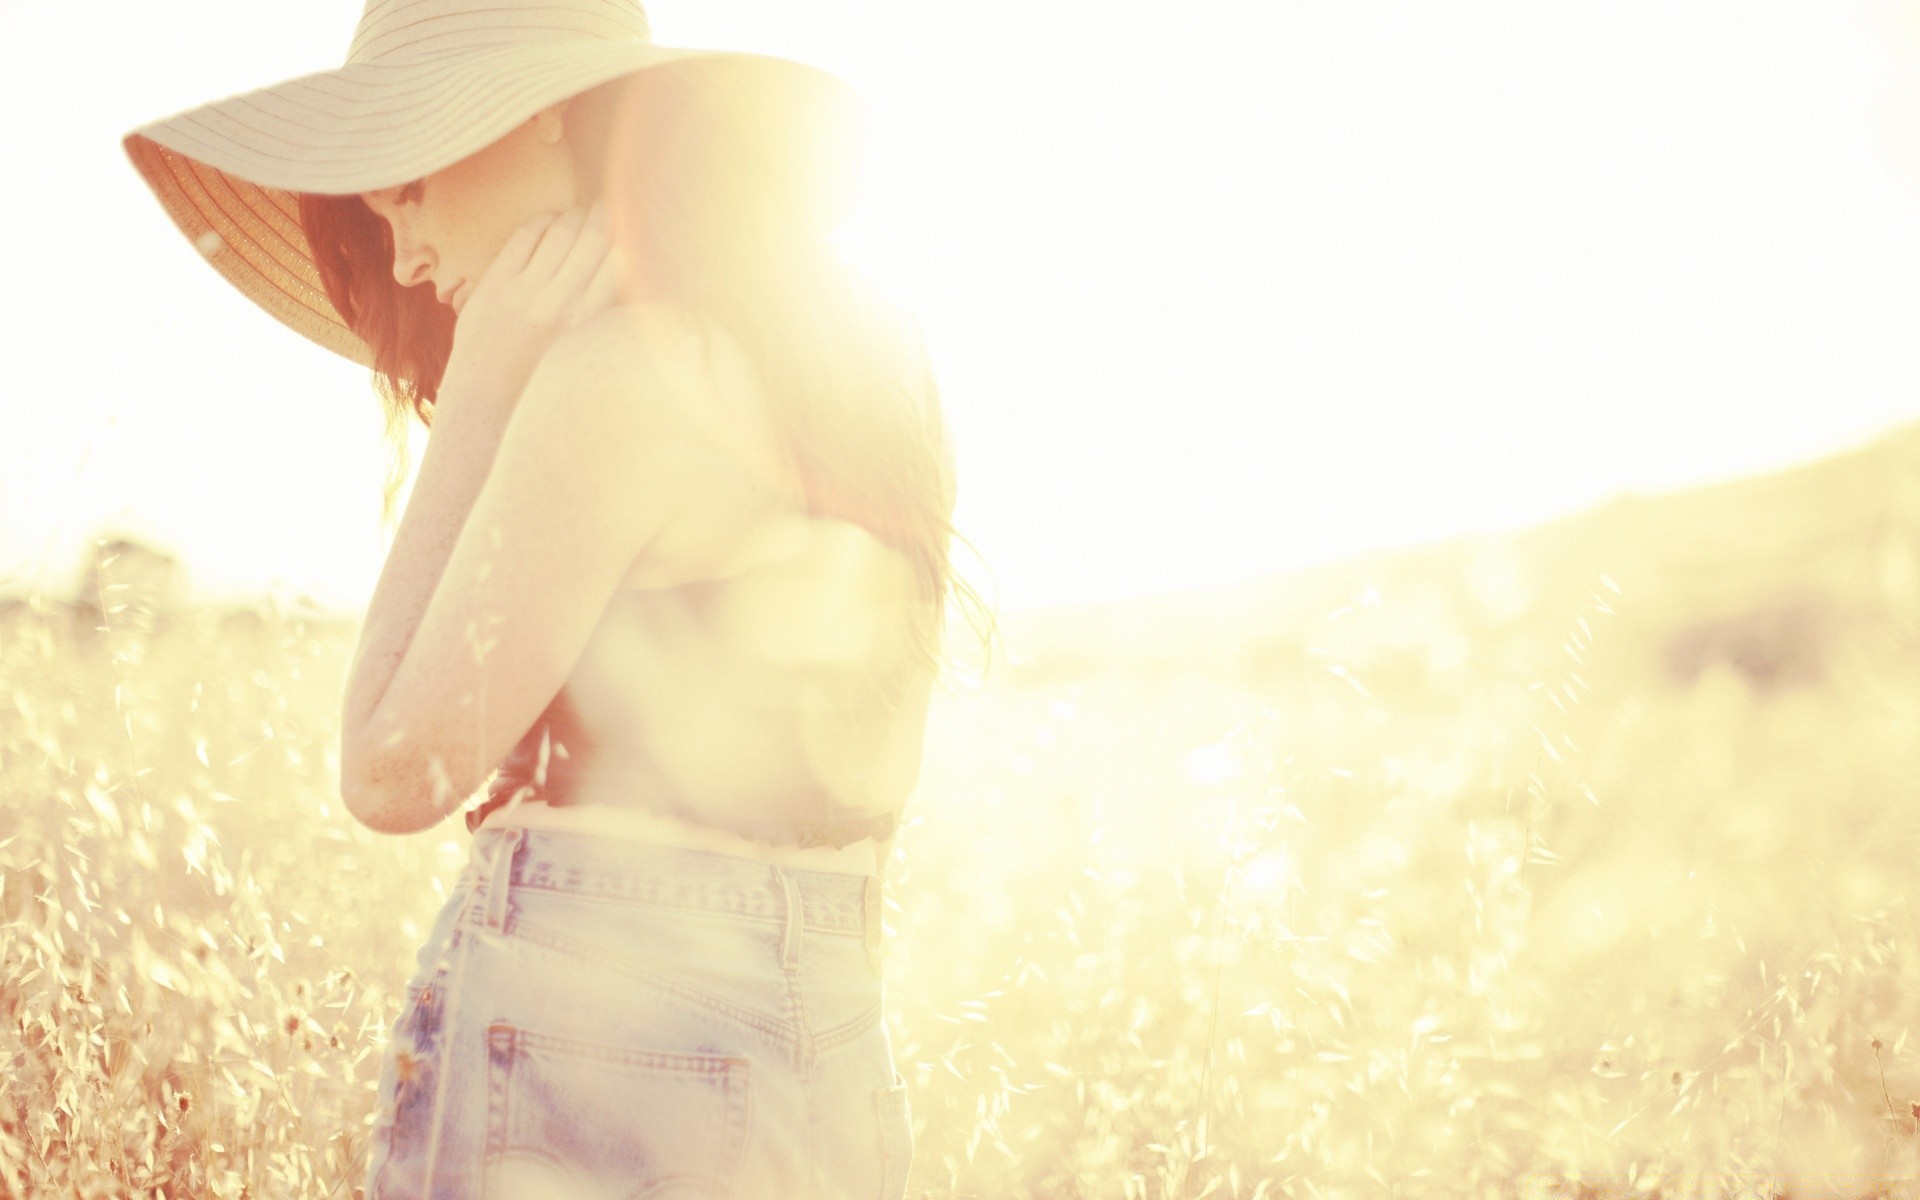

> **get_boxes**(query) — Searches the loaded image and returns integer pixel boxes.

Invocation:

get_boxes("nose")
[389,224,434,290]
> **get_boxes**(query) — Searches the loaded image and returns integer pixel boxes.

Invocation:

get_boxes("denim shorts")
[363,825,914,1199]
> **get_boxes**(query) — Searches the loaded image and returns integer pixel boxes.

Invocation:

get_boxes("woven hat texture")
[123,0,824,366]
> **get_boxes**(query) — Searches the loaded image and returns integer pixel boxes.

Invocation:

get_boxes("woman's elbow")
[339,744,442,835]
[343,781,447,835]
[341,772,402,834]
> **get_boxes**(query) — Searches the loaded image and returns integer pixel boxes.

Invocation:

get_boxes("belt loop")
[864,874,883,975]
[775,866,802,972]
[483,827,523,933]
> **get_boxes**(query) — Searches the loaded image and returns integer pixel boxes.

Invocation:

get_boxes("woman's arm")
[338,203,620,827]
[337,304,755,835]
[338,366,517,762]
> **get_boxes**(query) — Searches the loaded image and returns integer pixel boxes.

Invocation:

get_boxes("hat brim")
[124,43,847,370]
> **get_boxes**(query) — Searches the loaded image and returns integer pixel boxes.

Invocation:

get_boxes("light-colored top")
[473,791,882,876]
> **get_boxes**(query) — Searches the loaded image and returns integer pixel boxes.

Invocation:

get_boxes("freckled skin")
[361,102,580,306]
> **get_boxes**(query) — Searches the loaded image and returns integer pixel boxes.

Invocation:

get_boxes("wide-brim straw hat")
[124,0,849,370]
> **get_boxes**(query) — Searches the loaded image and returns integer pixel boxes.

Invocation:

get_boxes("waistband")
[466,825,883,949]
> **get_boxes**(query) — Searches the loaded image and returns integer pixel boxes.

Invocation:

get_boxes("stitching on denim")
[418,890,478,1195]
[509,913,800,1054]
[802,891,867,934]
[482,1026,513,1189]
[777,869,802,972]
[522,867,788,921]
[515,882,791,928]
[483,828,523,932]
[790,951,823,1191]
[496,1022,750,1073]
[814,1000,882,1054]
[480,1022,753,1195]
[725,1058,753,1198]
[504,881,868,935]
[778,939,812,1069]
[493,830,871,931]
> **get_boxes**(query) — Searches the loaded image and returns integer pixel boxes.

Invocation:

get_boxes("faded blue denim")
[363,825,913,1199]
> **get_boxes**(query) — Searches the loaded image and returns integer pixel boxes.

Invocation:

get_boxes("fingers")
[544,201,608,305]
[487,210,555,281]
[459,201,615,336]
[570,251,622,327]
[524,203,592,282]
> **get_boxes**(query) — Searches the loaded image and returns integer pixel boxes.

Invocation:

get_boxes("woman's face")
[360,102,579,314]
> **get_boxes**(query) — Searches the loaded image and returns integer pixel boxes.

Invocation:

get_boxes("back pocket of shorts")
[876,1072,912,1200]
[482,1022,751,1200]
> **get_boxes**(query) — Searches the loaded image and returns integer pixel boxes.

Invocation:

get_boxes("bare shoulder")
[548,301,703,372]
[538,304,782,481]
[540,303,748,408]
[524,303,795,581]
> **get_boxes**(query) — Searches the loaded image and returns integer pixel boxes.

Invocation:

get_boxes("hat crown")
[346,0,652,64]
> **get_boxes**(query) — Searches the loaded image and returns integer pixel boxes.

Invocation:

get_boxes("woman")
[123,1,986,1196]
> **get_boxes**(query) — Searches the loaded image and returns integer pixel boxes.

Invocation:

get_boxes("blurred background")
[8,1,1920,1197]
[10,0,1920,612]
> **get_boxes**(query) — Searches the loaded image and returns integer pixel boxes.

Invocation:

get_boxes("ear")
[529,99,574,146]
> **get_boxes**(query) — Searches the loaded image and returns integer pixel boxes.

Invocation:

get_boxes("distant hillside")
[1002,419,1920,692]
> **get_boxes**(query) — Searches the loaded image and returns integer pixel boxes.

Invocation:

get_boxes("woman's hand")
[441,200,621,402]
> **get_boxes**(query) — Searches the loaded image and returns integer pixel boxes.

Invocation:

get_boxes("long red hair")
[298,58,990,674]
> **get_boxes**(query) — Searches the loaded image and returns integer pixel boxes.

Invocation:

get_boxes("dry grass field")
[6,425,1920,1198]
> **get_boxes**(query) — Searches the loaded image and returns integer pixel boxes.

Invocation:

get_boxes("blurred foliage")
[5,429,1920,1197]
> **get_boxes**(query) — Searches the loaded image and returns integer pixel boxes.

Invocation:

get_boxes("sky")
[6,0,1920,614]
